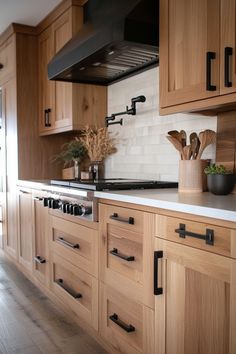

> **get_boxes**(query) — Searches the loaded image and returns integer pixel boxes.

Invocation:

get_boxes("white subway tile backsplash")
[106,67,217,181]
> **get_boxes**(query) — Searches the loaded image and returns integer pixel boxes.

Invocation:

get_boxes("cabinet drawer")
[102,204,144,233]
[50,216,98,277]
[50,252,98,330]
[0,37,15,84]
[156,215,236,258]
[100,283,154,354]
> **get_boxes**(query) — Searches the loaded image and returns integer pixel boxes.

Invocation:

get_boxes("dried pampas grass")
[80,126,117,162]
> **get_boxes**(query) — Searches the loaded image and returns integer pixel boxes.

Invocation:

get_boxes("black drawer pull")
[110,213,134,225]
[34,255,46,264]
[57,237,80,249]
[224,47,233,87]
[206,51,216,91]
[55,279,82,299]
[175,223,214,245]
[0,63,3,69]
[154,250,163,295]
[110,248,135,262]
[109,313,135,333]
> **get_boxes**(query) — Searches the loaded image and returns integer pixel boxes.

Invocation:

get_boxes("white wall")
[105,67,217,181]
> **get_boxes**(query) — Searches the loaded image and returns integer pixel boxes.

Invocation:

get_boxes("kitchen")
[0,0,235,353]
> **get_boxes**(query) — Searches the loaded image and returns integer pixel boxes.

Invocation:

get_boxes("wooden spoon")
[166,135,183,159]
[168,130,183,146]
[197,130,216,159]
[190,134,199,159]
[180,130,187,147]
[182,144,191,160]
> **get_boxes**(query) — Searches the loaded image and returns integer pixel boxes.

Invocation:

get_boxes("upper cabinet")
[159,0,236,115]
[38,5,107,136]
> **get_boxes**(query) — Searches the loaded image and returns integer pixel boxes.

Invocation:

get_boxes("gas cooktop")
[50,178,178,191]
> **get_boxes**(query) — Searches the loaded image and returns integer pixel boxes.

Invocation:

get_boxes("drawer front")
[100,283,154,354]
[102,204,144,234]
[50,216,98,277]
[50,252,98,330]
[156,215,235,258]
[0,37,15,84]
[0,205,2,222]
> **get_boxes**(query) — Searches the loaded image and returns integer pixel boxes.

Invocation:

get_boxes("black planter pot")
[207,174,235,195]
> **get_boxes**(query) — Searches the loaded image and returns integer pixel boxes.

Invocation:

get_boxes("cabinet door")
[32,191,49,285]
[154,237,236,354]
[0,36,15,85]
[53,10,73,130]
[17,188,33,272]
[38,26,55,134]
[160,0,220,108]
[220,0,236,94]
[4,79,18,259]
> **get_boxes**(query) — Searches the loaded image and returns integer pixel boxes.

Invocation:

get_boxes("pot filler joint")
[105,95,146,127]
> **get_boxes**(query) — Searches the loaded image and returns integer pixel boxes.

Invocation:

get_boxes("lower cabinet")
[154,224,236,354]
[32,191,49,285]
[100,283,155,354]
[50,252,98,330]
[17,188,33,272]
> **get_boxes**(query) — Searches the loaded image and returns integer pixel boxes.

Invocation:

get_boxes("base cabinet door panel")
[100,283,154,354]
[154,237,236,354]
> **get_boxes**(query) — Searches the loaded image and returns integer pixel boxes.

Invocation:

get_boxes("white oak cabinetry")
[99,203,155,354]
[38,4,107,135]
[17,188,33,272]
[154,212,236,354]
[48,209,99,330]
[160,0,236,115]
[32,190,49,285]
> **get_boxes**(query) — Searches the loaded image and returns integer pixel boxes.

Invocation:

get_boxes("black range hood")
[48,0,158,86]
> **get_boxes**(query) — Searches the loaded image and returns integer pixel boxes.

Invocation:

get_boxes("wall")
[106,67,217,181]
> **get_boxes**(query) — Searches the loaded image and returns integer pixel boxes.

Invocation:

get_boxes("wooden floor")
[0,251,107,354]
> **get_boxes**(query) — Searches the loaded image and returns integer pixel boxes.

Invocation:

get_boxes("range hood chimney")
[48,0,158,86]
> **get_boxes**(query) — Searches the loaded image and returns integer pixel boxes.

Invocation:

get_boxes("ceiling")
[0,0,62,34]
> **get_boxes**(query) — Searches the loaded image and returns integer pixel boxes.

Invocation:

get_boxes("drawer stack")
[49,215,99,330]
[99,203,155,354]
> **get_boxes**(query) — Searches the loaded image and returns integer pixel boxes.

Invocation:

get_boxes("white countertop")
[17,180,236,223]
[95,189,236,222]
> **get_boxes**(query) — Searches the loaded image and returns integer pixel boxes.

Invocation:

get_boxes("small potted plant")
[53,138,87,179]
[204,164,235,195]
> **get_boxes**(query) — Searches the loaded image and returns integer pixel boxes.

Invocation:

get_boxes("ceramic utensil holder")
[179,160,209,193]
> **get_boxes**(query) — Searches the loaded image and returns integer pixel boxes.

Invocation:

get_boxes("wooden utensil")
[166,135,183,159]
[197,130,216,159]
[180,130,187,147]
[190,134,199,159]
[168,130,183,146]
[182,145,192,160]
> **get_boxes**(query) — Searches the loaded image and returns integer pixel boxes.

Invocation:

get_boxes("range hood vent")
[48,0,158,86]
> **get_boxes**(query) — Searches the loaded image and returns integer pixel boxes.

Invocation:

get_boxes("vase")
[207,174,235,195]
[178,159,210,193]
[74,159,80,180]
[89,160,104,180]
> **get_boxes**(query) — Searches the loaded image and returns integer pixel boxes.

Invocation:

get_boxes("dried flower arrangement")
[80,126,117,162]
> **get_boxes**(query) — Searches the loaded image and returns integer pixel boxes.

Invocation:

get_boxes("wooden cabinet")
[100,283,154,354]
[38,6,107,135]
[154,213,236,354]
[0,36,15,84]
[99,203,154,308]
[159,0,236,115]
[32,191,49,285]
[17,188,33,272]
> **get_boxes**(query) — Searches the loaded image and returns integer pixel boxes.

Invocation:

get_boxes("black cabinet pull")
[57,237,80,249]
[154,251,163,295]
[109,313,135,333]
[44,109,52,127]
[175,223,214,245]
[110,248,135,262]
[224,47,233,87]
[110,213,134,225]
[0,63,3,69]
[206,51,216,91]
[55,279,82,299]
[34,255,46,264]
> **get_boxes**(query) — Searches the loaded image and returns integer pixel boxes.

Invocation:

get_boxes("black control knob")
[73,205,82,216]
[81,205,92,216]
[62,203,68,213]
[43,197,48,207]
[48,198,53,208]
[66,203,72,214]
[52,199,59,209]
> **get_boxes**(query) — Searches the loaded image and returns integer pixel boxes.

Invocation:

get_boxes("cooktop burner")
[50,178,178,191]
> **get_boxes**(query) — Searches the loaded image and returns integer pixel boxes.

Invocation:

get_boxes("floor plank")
[0,251,107,354]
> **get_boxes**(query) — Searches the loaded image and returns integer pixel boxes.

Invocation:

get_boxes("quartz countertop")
[17,180,236,223]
